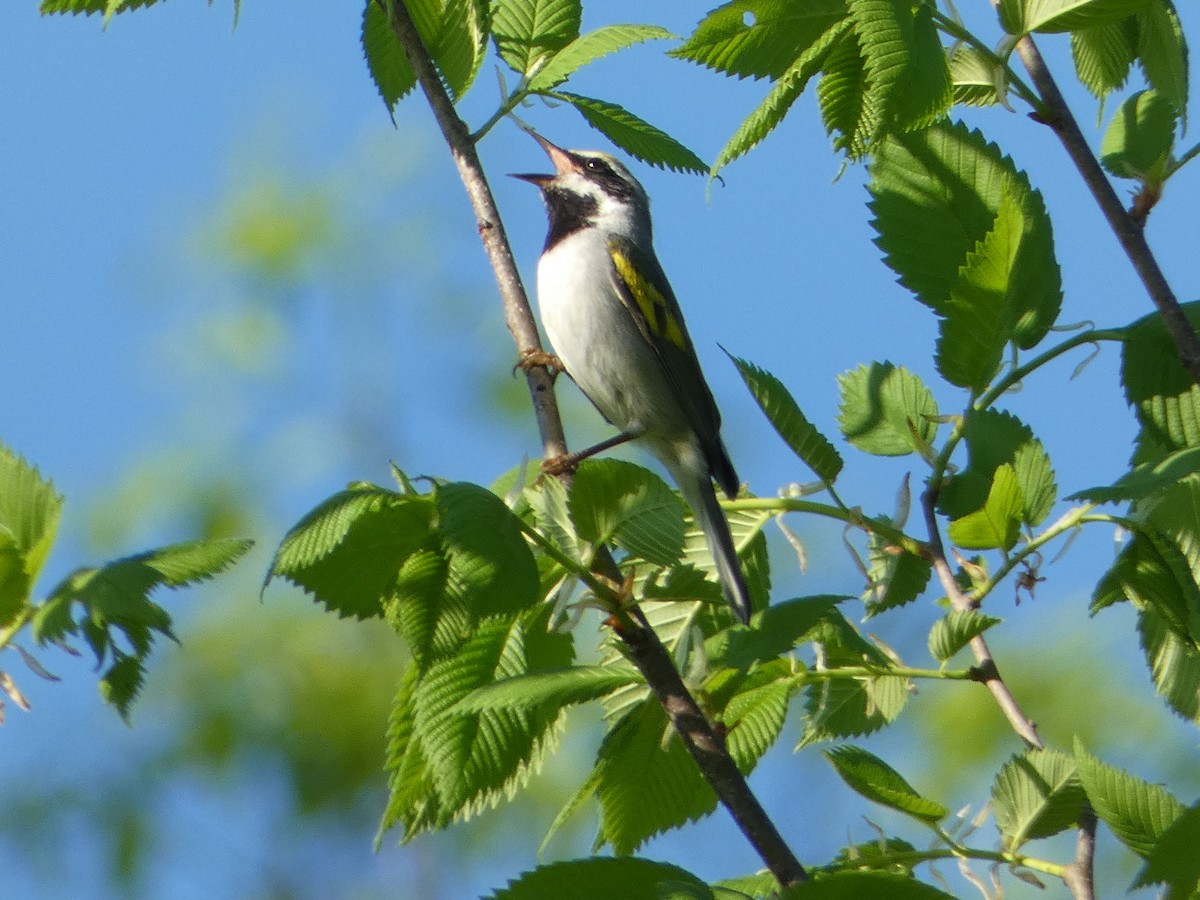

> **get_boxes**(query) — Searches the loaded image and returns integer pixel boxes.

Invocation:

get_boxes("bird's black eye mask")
[575,154,637,202]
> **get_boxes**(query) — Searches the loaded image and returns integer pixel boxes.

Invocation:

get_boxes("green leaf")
[825,745,948,824]
[436,0,490,100]
[40,0,158,16]
[1003,0,1152,35]
[863,543,932,616]
[722,670,792,772]
[438,481,541,617]
[1133,802,1200,894]
[1101,89,1177,181]
[731,354,843,481]
[1138,604,1200,724]
[382,605,573,840]
[453,665,640,713]
[569,460,686,566]
[1075,737,1185,858]
[0,444,63,626]
[1121,300,1200,454]
[939,408,1057,528]
[593,700,716,854]
[1137,0,1188,125]
[949,44,1009,108]
[526,24,673,93]
[947,464,1023,551]
[928,609,1002,662]
[270,485,434,619]
[491,0,580,76]
[869,121,1062,347]
[1092,529,1200,643]
[389,548,450,669]
[550,93,709,174]
[1071,446,1200,503]
[837,361,938,457]
[485,858,709,900]
[816,28,877,159]
[846,0,951,134]
[711,20,852,174]
[1071,18,1137,99]
[679,504,772,615]
[780,872,956,898]
[671,0,848,80]
[33,538,252,719]
[706,595,847,669]
[992,749,1085,850]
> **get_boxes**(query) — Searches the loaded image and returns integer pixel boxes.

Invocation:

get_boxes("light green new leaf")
[526,24,673,92]
[1133,802,1200,894]
[568,459,686,566]
[1003,0,1151,35]
[453,665,640,714]
[947,464,1024,551]
[1137,0,1188,126]
[1070,446,1200,504]
[1075,737,1185,858]
[1101,89,1178,180]
[731,354,843,481]
[437,481,541,616]
[870,122,1062,347]
[671,0,848,80]
[779,872,957,898]
[863,543,933,616]
[992,748,1085,850]
[837,361,938,456]
[410,606,573,830]
[1071,18,1137,99]
[950,44,1009,108]
[550,93,708,174]
[1120,300,1200,453]
[939,408,1057,528]
[491,0,580,76]
[720,662,794,771]
[1138,605,1200,725]
[0,444,63,626]
[928,609,1002,663]
[936,185,1025,392]
[270,485,435,619]
[817,28,877,159]
[593,700,717,854]
[846,0,951,134]
[485,858,709,900]
[826,745,948,825]
[706,595,847,669]
[712,20,851,174]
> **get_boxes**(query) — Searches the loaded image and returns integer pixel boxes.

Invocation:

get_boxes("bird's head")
[512,132,652,244]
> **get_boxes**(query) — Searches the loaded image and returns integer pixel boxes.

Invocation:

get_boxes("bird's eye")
[585,158,609,175]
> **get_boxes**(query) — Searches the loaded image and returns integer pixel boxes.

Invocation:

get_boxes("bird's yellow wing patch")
[609,243,687,350]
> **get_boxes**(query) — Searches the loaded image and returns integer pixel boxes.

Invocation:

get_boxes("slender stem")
[725,497,928,559]
[970,503,1095,606]
[922,481,1044,748]
[381,1,806,885]
[833,845,1067,879]
[804,664,975,681]
[1010,34,1200,387]
[975,328,1125,413]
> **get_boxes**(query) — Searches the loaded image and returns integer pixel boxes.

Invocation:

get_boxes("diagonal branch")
[380,0,806,886]
[922,483,1044,750]
[1012,35,1200,387]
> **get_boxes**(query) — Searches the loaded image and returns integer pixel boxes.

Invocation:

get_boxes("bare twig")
[922,483,1044,749]
[380,0,806,885]
[1012,36,1200,386]
[1062,802,1097,900]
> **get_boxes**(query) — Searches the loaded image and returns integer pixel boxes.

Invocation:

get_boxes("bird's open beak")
[510,132,578,186]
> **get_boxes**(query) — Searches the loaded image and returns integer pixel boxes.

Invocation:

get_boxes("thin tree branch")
[1062,802,1097,900]
[381,0,806,886]
[922,483,1044,749]
[1012,36,1200,387]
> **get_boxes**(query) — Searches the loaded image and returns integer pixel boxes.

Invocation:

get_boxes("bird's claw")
[515,348,564,378]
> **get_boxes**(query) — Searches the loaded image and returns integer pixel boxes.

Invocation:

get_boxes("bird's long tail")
[678,470,752,624]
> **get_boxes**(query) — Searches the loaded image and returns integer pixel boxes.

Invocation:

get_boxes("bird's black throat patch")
[541,186,599,252]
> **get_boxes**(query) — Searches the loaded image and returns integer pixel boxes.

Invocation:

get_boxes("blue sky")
[3,1,1199,897]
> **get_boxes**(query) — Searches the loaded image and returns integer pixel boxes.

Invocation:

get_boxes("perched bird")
[513,133,752,624]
